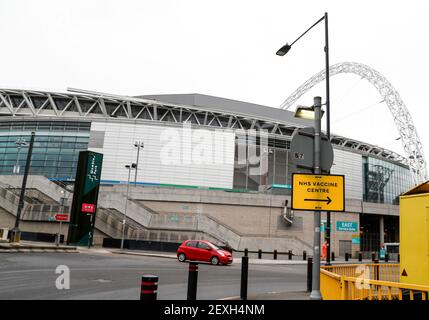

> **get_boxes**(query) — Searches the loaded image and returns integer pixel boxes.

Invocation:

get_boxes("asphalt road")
[0,251,306,300]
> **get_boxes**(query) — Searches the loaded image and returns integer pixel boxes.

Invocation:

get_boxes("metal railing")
[320,264,429,300]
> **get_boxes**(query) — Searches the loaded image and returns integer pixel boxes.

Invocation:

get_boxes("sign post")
[53,212,69,246]
[290,97,343,300]
[311,96,322,300]
[291,172,344,300]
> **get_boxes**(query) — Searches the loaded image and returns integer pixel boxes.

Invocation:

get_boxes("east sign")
[292,173,345,212]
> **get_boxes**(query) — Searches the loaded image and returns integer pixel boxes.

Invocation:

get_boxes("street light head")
[294,105,325,120]
[134,141,144,148]
[276,43,291,56]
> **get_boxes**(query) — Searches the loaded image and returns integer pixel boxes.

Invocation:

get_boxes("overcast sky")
[1,0,428,166]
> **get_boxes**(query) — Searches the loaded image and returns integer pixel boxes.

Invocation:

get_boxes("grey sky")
[0,0,428,164]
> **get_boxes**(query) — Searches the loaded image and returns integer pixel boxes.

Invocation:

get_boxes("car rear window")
[186,241,197,247]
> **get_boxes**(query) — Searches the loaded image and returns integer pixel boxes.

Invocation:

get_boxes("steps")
[0,175,313,254]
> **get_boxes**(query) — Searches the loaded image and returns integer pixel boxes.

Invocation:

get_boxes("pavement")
[0,240,77,253]
[220,291,311,300]
[0,240,382,266]
[111,248,377,265]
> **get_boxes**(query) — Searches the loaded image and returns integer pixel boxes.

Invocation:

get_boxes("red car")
[177,240,233,265]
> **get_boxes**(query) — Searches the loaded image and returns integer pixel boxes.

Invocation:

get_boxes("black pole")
[273,250,277,260]
[358,252,363,262]
[244,248,248,257]
[135,145,140,184]
[288,250,293,260]
[307,257,313,292]
[374,260,380,281]
[345,252,349,262]
[240,256,249,300]
[140,275,158,300]
[187,262,198,300]
[303,250,307,261]
[324,11,332,267]
[258,249,262,259]
[10,132,35,243]
[331,251,335,261]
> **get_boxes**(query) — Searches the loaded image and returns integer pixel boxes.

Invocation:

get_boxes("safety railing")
[321,264,429,300]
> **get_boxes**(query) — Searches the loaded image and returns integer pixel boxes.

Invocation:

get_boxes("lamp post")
[120,163,136,249]
[276,12,332,266]
[294,97,323,300]
[10,132,35,243]
[134,141,144,185]
[57,190,69,246]
[13,138,27,174]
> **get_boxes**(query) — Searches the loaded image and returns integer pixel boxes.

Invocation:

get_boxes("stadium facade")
[0,88,415,254]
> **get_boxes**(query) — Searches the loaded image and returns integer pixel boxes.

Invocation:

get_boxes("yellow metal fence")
[321,264,429,300]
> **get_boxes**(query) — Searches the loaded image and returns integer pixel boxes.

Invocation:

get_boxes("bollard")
[244,248,248,257]
[385,253,389,263]
[140,275,158,300]
[240,256,249,300]
[307,257,313,292]
[303,250,307,261]
[345,253,349,261]
[273,250,277,260]
[398,253,400,262]
[258,249,262,259]
[187,262,199,300]
[288,250,293,260]
[371,252,376,262]
[358,252,362,262]
[331,251,335,262]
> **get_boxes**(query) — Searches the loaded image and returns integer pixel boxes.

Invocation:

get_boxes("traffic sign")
[291,173,345,212]
[54,214,69,222]
[290,127,333,172]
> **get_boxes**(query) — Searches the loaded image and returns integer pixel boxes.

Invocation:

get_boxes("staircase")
[0,175,313,253]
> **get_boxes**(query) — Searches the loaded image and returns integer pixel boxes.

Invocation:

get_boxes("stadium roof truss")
[0,87,408,168]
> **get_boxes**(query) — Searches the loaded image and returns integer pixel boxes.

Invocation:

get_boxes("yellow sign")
[292,173,345,212]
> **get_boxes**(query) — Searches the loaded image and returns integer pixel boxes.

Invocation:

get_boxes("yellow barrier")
[320,264,429,300]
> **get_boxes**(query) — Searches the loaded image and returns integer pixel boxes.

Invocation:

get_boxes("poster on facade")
[352,234,361,244]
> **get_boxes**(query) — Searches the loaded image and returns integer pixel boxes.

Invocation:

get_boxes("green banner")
[67,151,103,246]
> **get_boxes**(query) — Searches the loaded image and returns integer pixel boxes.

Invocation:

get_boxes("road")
[0,251,306,300]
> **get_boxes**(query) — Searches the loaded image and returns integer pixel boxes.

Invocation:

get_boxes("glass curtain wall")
[0,121,90,179]
[362,156,414,204]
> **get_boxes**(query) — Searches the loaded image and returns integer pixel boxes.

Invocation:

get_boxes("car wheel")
[178,253,186,262]
[210,256,219,265]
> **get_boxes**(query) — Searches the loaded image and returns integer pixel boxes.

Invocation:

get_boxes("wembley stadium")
[0,72,424,255]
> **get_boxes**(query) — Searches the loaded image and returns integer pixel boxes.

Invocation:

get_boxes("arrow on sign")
[304,196,332,205]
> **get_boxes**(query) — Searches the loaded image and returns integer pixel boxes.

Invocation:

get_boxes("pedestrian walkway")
[219,291,310,300]
[0,240,77,253]
[110,248,376,265]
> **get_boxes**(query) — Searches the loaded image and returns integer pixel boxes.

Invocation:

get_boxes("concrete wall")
[0,175,399,254]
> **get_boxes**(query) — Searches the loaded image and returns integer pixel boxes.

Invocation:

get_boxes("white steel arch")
[279,62,427,184]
